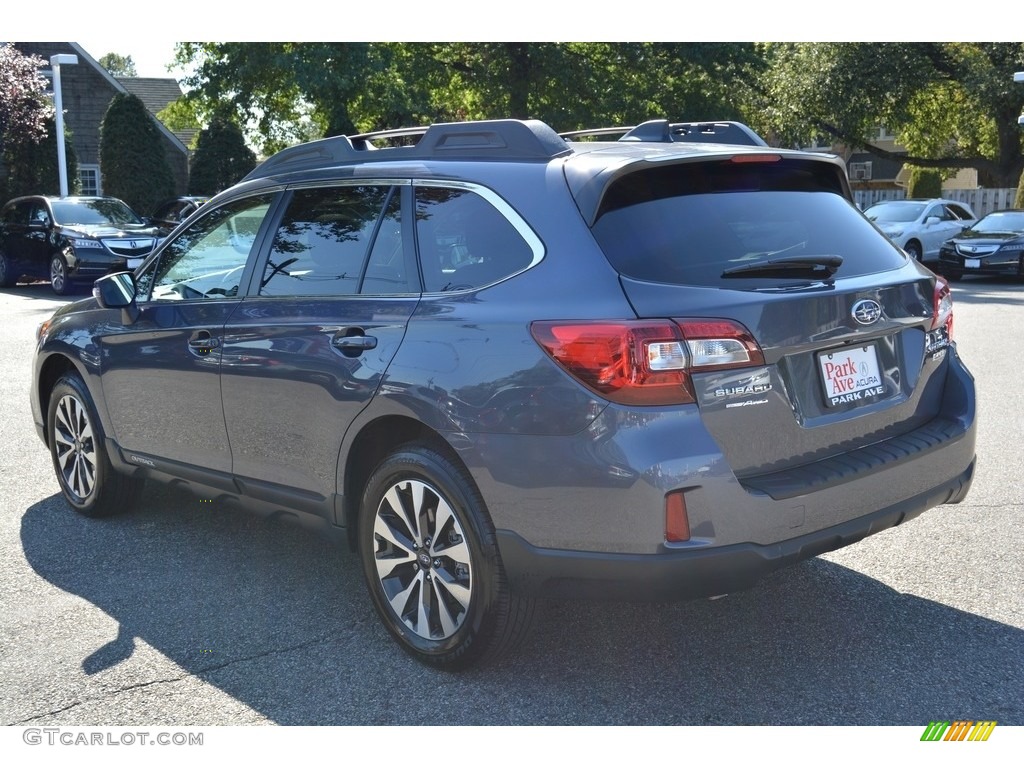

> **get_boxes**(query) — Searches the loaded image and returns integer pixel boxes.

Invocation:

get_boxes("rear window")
[592,160,906,287]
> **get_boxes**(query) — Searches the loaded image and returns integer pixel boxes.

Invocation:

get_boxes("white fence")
[854,188,1019,218]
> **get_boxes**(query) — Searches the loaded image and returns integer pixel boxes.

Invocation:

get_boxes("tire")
[0,250,16,288]
[47,373,144,518]
[358,444,534,670]
[50,252,72,296]
[904,241,923,262]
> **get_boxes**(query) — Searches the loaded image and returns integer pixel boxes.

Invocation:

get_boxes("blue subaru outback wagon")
[30,119,976,669]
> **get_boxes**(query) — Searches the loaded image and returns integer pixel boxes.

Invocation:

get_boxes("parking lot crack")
[6,634,334,726]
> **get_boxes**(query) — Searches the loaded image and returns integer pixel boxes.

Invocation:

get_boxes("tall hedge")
[99,92,174,214]
[1,116,78,200]
[187,116,257,196]
[906,168,943,199]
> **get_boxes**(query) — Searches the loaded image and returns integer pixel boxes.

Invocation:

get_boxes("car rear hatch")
[568,151,956,483]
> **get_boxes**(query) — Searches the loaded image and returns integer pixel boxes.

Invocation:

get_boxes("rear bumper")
[498,458,975,601]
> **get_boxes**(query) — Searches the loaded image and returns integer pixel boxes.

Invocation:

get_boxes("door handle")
[331,335,377,351]
[188,331,220,354]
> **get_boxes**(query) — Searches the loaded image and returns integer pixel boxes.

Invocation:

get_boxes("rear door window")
[947,203,973,221]
[592,159,906,287]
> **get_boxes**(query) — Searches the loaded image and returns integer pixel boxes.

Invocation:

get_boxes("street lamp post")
[49,53,79,198]
[1016,72,1024,126]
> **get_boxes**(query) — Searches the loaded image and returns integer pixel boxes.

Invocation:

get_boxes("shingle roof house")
[11,42,190,197]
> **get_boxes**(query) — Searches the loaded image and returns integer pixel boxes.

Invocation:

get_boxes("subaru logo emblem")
[852,299,882,325]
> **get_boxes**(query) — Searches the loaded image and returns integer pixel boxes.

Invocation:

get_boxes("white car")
[864,198,977,262]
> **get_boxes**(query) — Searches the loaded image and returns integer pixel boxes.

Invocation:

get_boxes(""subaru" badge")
[852,299,882,325]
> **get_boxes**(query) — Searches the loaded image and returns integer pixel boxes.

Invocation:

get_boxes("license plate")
[126,257,144,270]
[819,345,885,408]
[965,258,981,269]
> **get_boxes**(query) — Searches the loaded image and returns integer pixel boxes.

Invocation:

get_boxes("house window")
[79,165,101,196]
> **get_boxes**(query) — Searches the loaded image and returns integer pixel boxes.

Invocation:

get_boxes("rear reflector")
[665,491,690,542]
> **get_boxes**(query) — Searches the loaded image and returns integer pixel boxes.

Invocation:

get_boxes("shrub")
[906,167,942,198]
[99,93,174,213]
[188,116,257,196]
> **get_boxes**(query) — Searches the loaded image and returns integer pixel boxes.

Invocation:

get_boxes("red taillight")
[530,318,764,406]
[932,276,954,338]
[665,490,690,543]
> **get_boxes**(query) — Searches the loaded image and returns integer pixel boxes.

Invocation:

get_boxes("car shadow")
[18,486,1023,726]
[0,281,83,302]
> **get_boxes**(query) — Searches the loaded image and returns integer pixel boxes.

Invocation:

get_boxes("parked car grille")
[101,238,156,257]
[955,243,999,256]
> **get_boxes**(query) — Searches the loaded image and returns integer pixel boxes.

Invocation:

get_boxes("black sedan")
[0,195,161,295]
[937,209,1024,281]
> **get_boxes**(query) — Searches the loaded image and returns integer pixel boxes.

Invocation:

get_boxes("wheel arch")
[36,354,85,449]
[340,414,472,551]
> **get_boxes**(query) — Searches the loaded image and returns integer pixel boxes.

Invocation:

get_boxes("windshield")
[864,202,926,223]
[51,199,144,227]
[971,211,1024,233]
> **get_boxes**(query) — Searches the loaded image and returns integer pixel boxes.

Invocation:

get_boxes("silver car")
[864,198,976,262]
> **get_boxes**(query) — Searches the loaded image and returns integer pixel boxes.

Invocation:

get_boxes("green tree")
[172,42,761,152]
[156,98,202,140]
[187,114,257,195]
[175,42,388,154]
[98,53,138,78]
[755,42,1024,186]
[2,116,79,199]
[99,92,175,213]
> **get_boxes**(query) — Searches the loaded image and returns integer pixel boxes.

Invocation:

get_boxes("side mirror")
[925,216,941,226]
[93,271,139,324]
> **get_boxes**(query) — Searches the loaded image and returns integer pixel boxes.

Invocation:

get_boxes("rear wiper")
[722,255,843,278]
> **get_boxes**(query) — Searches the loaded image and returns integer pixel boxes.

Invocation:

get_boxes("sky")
[76,39,184,79]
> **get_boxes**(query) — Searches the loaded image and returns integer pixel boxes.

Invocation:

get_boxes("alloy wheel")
[371,479,473,640]
[53,394,97,501]
[50,256,67,294]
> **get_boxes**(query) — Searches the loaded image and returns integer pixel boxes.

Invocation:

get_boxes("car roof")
[231,117,851,227]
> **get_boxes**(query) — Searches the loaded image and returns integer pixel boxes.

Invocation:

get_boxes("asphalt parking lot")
[1,278,1021,727]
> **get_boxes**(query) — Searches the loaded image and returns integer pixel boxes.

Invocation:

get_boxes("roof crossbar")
[620,119,768,147]
[559,126,636,140]
[244,119,572,181]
